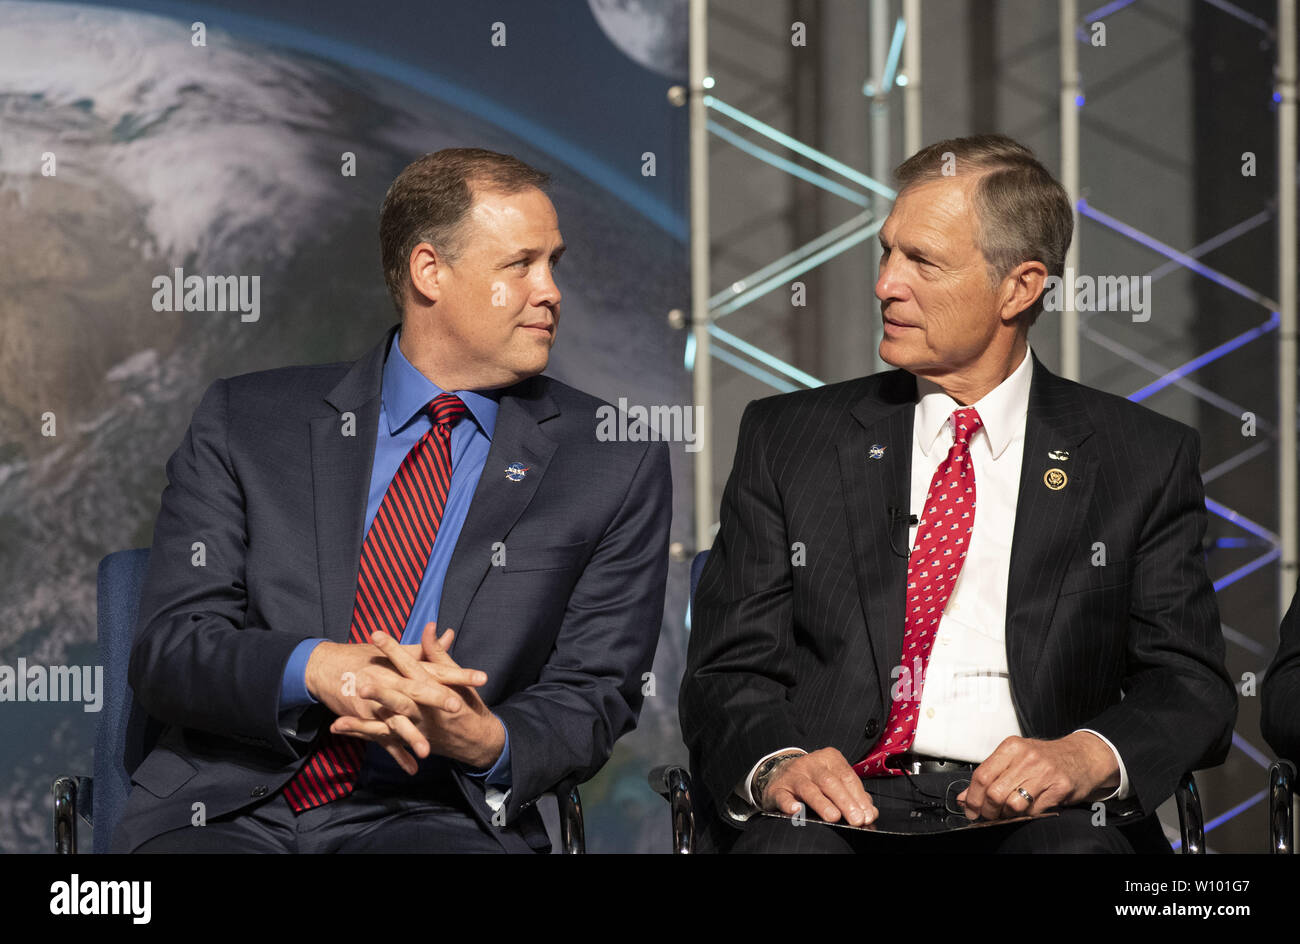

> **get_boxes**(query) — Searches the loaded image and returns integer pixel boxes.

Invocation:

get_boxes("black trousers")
[729,771,1174,854]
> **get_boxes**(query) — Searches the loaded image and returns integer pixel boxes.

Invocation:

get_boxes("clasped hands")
[757,733,1120,825]
[303,623,504,775]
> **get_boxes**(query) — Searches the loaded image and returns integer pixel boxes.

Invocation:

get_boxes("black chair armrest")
[52,775,94,854]
[53,776,80,854]
[648,764,695,854]
[1176,771,1204,855]
[1270,760,1295,854]
[553,783,585,854]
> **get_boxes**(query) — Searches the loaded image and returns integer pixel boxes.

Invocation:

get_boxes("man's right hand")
[757,747,877,827]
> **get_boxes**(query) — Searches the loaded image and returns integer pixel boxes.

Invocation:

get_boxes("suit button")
[250,785,268,798]
[864,719,880,738]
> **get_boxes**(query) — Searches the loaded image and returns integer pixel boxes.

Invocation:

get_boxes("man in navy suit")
[113,148,672,853]
[680,135,1235,853]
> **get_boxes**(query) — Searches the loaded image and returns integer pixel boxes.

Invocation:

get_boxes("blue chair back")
[689,550,709,604]
[93,548,160,853]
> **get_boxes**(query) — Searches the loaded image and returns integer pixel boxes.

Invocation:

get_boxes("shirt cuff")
[463,715,511,789]
[279,638,326,712]
[1076,728,1130,801]
[737,746,807,808]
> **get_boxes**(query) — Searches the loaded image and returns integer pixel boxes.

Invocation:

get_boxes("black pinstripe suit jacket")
[681,351,1236,835]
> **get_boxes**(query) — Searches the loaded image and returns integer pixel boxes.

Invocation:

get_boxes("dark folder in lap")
[759,808,1058,835]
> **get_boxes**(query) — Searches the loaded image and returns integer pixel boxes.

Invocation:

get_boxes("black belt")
[883,753,977,776]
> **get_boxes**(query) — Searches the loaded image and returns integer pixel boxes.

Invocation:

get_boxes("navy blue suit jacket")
[112,322,671,853]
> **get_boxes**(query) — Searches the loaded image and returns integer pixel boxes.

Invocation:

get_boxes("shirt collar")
[914,345,1034,459]
[381,329,500,438]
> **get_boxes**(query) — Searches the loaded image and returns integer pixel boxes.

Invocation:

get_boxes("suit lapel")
[837,369,916,698]
[309,329,561,644]
[1005,353,1097,722]
[435,377,559,638]
[310,324,396,643]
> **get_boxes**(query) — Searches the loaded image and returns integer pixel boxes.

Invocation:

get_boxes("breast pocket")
[499,540,589,574]
[1058,558,1133,596]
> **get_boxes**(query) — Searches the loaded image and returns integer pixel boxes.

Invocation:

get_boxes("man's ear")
[999,260,1048,324]
[408,241,444,305]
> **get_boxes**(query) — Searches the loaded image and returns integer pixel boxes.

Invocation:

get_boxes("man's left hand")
[329,625,506,774]
[956,732,1120,820]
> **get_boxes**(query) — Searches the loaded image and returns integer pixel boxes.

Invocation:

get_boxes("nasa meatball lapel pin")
[504,461,530,482]
[869,444,886,460]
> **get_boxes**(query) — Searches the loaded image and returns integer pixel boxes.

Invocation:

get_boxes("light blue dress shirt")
[278,330,511,787]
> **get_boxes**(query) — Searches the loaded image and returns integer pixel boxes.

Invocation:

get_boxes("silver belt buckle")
[886,754,925,775]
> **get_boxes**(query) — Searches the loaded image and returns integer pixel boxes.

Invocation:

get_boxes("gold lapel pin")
[1043,468,1067,490]
[1048,449,1069,461]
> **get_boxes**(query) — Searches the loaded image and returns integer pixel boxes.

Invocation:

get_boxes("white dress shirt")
[906,343,1031,761]
[738,346,1129,808]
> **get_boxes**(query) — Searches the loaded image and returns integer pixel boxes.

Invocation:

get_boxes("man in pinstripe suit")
[681,135,1236,853]
[1261,576,1300,761]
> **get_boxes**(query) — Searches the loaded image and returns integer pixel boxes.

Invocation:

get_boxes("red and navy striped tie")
[284,393,467,812]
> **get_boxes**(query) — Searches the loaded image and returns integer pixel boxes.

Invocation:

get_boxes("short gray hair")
[893,134,1073,327]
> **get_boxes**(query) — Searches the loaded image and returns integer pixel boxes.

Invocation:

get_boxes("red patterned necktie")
[854,407,983,777]
[284,392,467,812]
